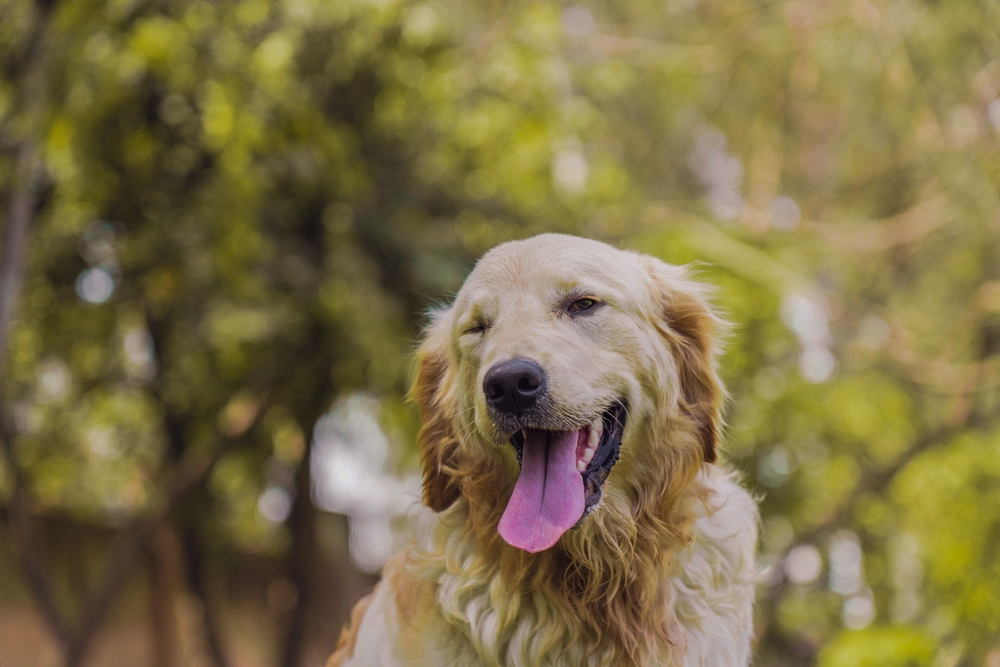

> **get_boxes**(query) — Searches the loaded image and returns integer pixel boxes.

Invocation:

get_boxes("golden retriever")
[327,234,758,667]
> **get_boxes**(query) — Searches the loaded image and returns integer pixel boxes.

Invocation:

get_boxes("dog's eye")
[463,321,489,335]
[568,298,598,313]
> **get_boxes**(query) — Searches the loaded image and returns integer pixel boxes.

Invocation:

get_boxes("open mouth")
[497,402,627,553]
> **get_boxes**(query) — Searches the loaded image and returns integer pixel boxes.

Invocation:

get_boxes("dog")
[327,234,758,666]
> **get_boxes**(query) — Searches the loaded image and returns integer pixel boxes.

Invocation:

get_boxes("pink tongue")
[498,429,585,553]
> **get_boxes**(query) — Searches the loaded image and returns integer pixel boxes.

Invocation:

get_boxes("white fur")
[336,575,399,667]
[337,465,758,667]
[673,467,759,667]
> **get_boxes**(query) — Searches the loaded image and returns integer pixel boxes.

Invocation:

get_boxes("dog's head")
[414,234,726,554]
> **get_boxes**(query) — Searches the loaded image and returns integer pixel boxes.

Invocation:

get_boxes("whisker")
[448,405,476,419]
[607,404,629,432]
[618,404,632,430]
[456,416,483,441]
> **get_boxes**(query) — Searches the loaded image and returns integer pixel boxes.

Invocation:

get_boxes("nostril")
[517,377,540,392]
[487,382,505,398]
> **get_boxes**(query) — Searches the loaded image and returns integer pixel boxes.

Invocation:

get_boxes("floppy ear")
[412,310,462,512]
[647,260,727,464]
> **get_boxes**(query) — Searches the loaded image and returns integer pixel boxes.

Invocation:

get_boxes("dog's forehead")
[457,234,645,304]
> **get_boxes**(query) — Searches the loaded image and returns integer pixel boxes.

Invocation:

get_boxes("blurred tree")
[1,0,998,665]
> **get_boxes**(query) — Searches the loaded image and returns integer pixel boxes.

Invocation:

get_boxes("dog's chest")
[416,561,680,667]
[395,468,758,667]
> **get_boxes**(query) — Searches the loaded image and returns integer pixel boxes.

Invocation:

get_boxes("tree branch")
[178,516,231,667]
[160,407,232,667]
[0,0,64,652]
[0,409,74,646]
[0,142,41,359]
[64,436,240,667]
[280,339,335,667]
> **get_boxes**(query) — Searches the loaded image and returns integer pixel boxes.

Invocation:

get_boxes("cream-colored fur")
[328,235,759,667]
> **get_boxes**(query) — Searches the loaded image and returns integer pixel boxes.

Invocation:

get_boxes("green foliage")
[892,431,1000,652]
[818,626,936,667]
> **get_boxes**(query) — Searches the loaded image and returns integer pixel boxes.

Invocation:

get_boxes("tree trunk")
[281,429,318,667]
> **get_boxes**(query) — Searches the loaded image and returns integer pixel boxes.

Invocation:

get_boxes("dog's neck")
[411,472,707,666]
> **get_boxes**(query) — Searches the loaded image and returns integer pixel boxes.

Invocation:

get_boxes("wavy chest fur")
[411,518,680,666]
[402,467,756,667]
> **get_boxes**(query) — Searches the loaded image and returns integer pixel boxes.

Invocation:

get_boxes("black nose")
[483,358,547,417]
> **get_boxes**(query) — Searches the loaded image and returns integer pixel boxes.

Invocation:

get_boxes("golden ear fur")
[647,261,728,464]
[411,311,461,512]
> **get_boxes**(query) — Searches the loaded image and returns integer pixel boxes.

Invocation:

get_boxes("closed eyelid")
[459,312,493,334]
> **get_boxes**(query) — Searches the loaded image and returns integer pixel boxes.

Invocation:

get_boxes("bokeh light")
[75,267,116,304]
[786,544,823,586]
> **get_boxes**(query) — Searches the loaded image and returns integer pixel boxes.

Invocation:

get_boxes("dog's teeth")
[577,460,587,472]
[582,447,594,463]
[587,428,599,449]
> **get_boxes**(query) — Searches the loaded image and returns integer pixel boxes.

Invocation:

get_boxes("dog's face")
[415,234,724,554]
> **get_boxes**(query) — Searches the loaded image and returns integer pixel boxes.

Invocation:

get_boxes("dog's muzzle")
[481,358,626,553]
